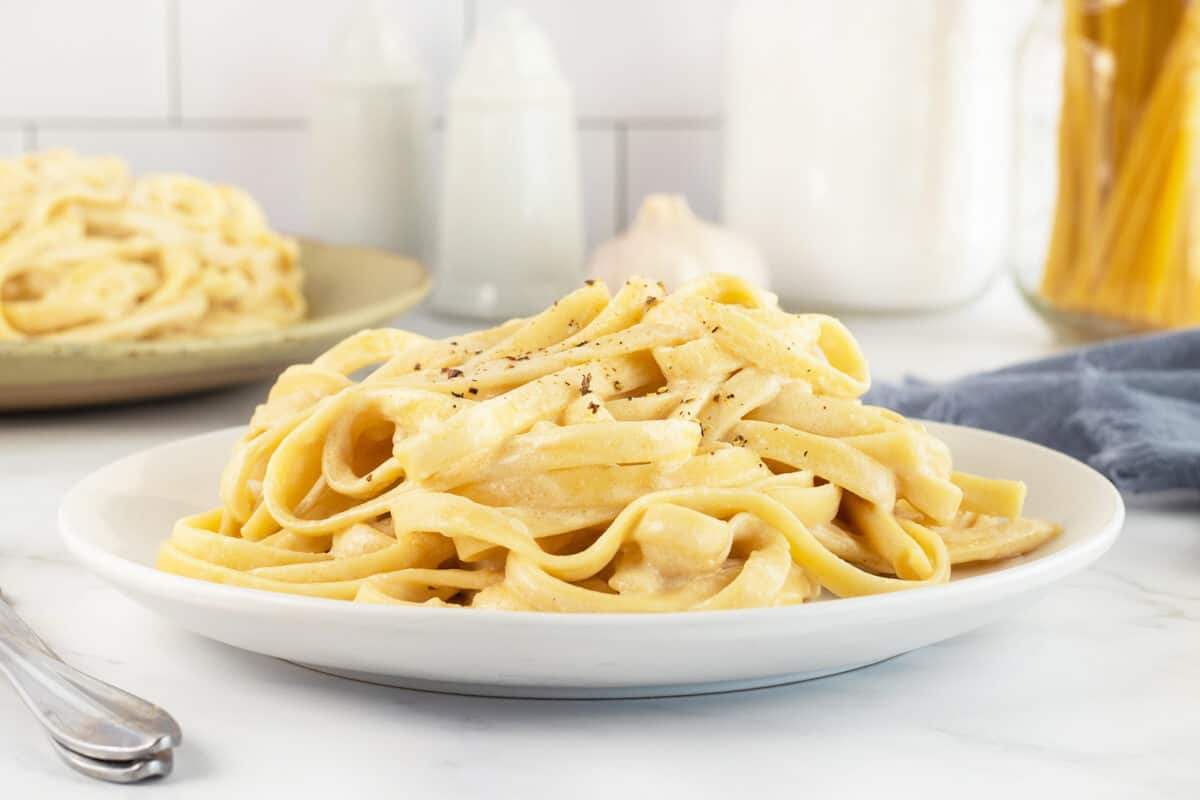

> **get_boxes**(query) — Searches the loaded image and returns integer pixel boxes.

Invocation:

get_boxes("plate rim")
[58,421,1125,630]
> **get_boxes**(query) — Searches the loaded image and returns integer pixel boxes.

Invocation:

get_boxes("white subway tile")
[579,129,617,251]
[36,128,309,234]
[625,128,722,226]
[0,130,25,157]
[475,0,733,118]
[0,1,168,118]
[179,0,463,119]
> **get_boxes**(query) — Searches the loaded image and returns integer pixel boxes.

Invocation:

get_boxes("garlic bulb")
[587,194,768,289]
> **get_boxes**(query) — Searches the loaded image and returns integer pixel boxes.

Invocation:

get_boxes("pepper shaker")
[432,10,584,319]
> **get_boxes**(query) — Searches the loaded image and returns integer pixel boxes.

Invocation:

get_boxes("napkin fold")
[864,328,1200,495]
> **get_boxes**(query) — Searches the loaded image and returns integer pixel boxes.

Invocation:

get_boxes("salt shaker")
[432,10,584,319]
[305,0,431,257]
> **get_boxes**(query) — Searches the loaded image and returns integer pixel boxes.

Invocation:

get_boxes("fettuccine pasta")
[0,150,304,341]
[159,275,1060,611]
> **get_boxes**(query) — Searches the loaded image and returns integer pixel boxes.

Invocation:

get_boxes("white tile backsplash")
[37,128,310,234]
[475,0,733,118]
[626,127,722,225]
[1,2,740,253]
[178,0,463,119]
[0,0,168,118]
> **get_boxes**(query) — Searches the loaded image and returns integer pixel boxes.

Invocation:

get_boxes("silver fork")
[0,588,181,783]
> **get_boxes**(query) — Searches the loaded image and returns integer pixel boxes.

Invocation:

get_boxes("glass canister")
[1013,0,1200,335]
[724,0,1029,313]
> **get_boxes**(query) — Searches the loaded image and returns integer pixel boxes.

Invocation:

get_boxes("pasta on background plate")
[159,274,1060,611]
[0,150,304,342]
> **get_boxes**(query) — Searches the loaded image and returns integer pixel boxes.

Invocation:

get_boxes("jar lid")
[320,0,427,85]
[451,10,572,106]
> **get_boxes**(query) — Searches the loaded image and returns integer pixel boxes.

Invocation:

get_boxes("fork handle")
[0,596,181,762]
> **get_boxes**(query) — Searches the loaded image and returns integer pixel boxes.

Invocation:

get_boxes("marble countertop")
[1,281,1196,798]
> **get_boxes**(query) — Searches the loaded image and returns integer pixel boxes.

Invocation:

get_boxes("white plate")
[59,423,1124,699]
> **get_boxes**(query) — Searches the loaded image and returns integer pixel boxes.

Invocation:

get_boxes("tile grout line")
[614,122,628,232]
[0,118,717,138]
[0,116,719,132]
[166,0,183,125]
[463,0,477,42]
[2,118,309,131]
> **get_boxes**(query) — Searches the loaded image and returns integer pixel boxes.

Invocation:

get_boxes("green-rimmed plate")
[0,239,431,411]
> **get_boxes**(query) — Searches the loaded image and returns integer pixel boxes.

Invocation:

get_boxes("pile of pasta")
[0,150,304,341]
[159,275,1060,612]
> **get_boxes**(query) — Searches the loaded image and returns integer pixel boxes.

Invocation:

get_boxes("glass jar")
[1013,0,1200,336]
[724,0,1028,313]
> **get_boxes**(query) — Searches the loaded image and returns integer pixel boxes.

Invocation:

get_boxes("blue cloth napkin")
[864,328,1200,495]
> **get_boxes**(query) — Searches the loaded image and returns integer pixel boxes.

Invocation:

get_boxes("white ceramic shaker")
[305,0,430,257]
[432,9,584,319]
